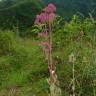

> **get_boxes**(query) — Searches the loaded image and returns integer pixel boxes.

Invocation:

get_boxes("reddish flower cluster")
[38,32,48,38]
[40,42,52,50]
[44,4,56,13]
[34,4,56,24]
[34,4,59,86]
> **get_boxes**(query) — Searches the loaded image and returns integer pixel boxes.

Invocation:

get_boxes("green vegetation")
[0,0,43,32]
[0,30,49,96]
[0,16,96,95]
[0,0,96,96]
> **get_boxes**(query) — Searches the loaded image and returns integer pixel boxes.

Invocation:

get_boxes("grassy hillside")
[0,16,96,95]
[0,30,49,96]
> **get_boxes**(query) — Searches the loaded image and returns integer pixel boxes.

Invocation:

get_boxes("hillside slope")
[0,17,96,95]
[0,0,43,31]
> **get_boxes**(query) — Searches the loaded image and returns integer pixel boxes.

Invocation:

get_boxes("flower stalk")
[34,4,61,96]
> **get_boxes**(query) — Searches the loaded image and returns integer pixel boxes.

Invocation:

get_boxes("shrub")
[0,30,16,55]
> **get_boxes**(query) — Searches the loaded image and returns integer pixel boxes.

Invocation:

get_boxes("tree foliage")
[0,0,43,31]
[43,0,96,20]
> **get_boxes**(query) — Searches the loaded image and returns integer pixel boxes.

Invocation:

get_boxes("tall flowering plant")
[34,4,61,96]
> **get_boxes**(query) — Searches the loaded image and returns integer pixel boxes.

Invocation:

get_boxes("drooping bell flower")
[34,15,41,25]
[35,13,48,24]
[38,32,48,38]
[48,13,56,23]
[39,13,47,23]
[40,42,51,49]
[45,4,56,13]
